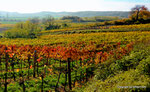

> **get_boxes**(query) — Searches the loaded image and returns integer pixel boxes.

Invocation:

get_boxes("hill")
[0,11,129,18]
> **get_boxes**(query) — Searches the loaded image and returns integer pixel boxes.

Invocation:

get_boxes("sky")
[0,0,150,13]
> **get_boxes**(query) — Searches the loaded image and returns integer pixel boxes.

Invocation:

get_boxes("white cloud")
[0,0,149,13]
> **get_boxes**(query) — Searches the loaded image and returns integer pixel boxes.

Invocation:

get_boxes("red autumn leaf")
[30,65,32,69]
[37,57,43,62]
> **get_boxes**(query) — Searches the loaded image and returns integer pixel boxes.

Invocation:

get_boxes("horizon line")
[0,10,131,14]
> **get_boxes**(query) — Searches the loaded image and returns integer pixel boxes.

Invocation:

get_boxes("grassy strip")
[74,41,150,92]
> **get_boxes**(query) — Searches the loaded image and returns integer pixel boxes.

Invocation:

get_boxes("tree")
[42,16,54,24]
[28,17,40,24]
[130,5,150,21]
[61,16,82,22]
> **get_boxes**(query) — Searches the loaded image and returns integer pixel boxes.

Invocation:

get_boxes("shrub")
[4,21,40,38]
[136,56,150,75]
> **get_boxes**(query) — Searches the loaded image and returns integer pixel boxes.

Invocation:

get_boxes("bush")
[111,51,146,71]
[136,56,150,75]
[43,22,61,30]
[94,51,146,81]
[4,21,40,38]
[104,21,112,25]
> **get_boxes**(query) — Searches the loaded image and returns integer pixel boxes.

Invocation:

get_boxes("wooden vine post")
[0,55,1,87]
[4,47,9,92]
[0,56,2,73]
[86,68,88,82]
[20,78,26,92]
[10,46,16,81]
[41,74,44,92]
[79,58,82,84]
[64,64,67,91]
[28,55,31,79]
[74,70,77,87]
[55,60,62,91]
[33,50,37,78]
[37,56,39,77]
[68,58,72,90]
[47,52,49,65]
[22,79,26,92]
[11,55,16,81]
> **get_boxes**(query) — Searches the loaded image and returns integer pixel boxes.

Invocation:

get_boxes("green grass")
[80,69,150,92]
[74,40,150,92]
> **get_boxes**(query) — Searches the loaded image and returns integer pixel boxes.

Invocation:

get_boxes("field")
[0,24,14,35]
[0,20,150,92]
